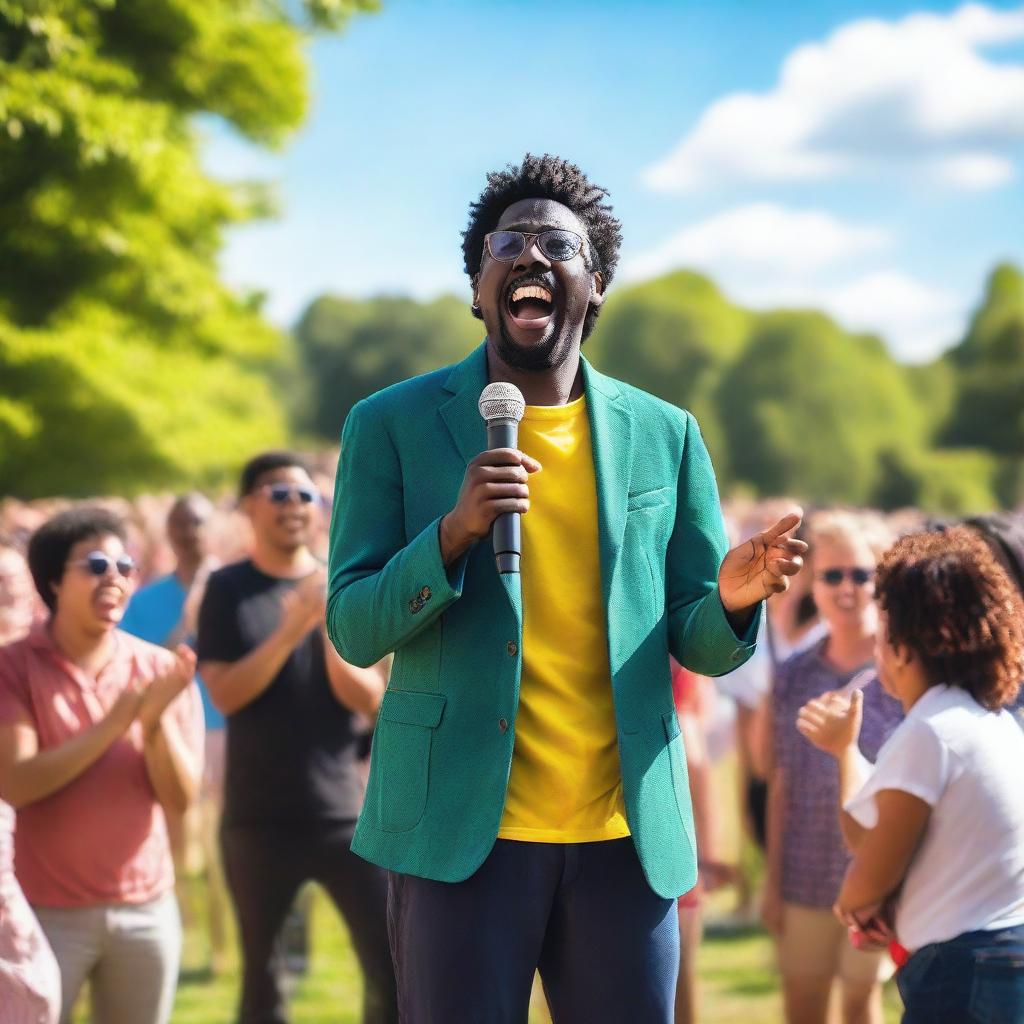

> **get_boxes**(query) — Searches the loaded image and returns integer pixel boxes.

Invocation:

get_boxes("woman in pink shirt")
[0,508,204,1024]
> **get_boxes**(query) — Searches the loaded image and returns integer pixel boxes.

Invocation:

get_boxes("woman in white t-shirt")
[797,526,1024,1024]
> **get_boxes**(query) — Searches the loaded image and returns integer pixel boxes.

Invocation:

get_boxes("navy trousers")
[897,924,1024,1024]
[387,837,680,1024]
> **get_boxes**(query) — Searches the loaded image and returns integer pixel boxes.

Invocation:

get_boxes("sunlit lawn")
[70,754,906,1022]
[166,883,902,1023]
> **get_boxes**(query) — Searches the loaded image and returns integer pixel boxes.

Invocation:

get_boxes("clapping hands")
[137,644,196,737]
[280,568,328,641]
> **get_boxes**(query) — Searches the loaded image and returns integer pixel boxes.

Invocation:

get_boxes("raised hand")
[138,644,197,735]
[797,688,864,757]
[106,684,146,735]
[280,567,327,641]
[718,511,807,614]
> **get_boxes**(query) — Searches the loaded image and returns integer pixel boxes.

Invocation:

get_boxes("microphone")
[478,382,527,575]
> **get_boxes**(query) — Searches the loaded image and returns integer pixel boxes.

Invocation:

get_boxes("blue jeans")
[897,924,1024,1024]
[387,837,680,1024]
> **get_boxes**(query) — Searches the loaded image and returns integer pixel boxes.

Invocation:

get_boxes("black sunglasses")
[485,229,584,263]
[70,551,136,579]
[259,483,319,505]
[816,567,875,587]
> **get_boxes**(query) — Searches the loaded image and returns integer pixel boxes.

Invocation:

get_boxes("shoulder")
[606,375,690,435]
[350,365,454,426]
[877,712,947,768]
[205,560,252,591]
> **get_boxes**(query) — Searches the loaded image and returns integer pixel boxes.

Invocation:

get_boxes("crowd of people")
[0,457,1023,1024]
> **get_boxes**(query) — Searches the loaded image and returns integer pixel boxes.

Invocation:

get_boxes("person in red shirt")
[0,507,204,1024]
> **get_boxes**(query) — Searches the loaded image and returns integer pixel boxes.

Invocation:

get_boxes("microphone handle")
[486,419,521,574]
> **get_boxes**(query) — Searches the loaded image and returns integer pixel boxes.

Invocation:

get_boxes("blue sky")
[204,0,1024,362]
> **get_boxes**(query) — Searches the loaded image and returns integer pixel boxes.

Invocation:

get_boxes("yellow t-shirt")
[498,395,630,843]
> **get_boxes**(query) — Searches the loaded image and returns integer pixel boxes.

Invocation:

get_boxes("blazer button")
[506,641,518,656]
[498,718,509,733]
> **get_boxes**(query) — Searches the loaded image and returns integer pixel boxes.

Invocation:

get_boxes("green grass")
[161,881,903,1024]
[68,753,905,1022]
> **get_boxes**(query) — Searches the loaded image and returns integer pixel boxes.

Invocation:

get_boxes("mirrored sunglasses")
[71,551,136,579]
[817,567,875,587]
[485,229,584,263]
[260,483,319,506]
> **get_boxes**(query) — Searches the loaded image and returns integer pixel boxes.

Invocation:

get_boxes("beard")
[494,316,574,372]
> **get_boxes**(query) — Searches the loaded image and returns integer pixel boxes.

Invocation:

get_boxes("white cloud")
[815,271,965,361]
[623,205,965,361]
[643,2,1024,192]
[624,203,890,281]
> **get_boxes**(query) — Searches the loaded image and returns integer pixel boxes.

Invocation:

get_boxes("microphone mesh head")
[478,382,526,423]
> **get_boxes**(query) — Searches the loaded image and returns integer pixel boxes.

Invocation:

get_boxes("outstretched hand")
[718,511,807,615]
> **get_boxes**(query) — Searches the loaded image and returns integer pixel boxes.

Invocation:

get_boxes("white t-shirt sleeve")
[845,718,950,829]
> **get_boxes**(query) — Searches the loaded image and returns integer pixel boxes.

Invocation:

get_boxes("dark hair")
[462,153,623,340]
[238,451,312,499]
[963,513,1024,597]
[876,527,1024,710]
[27,507,127,613]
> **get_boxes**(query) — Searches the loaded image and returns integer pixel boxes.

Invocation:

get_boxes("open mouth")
[505,278,555,331]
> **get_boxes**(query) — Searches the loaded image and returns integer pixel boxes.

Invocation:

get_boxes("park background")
[3,0,1024,1021]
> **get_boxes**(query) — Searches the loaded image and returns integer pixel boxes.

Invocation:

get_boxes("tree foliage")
[293,263,1022,514]
[293,294,481,440]
[942,263,1024,456]
[713,312,927,505]
[0,0,375,498]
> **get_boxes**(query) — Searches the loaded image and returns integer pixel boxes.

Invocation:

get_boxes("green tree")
[942,263,1024,456]
[587,271,750,470]
[0,0,375,498]
[873,448,1001,515]
[716,312,928,505]
[294,293,481,440]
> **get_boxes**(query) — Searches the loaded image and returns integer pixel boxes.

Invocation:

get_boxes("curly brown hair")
[876,527,1024,710]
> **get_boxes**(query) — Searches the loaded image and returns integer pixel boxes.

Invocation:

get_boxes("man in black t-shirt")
[197,451,396,1024]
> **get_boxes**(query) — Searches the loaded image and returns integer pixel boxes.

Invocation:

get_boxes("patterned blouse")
[772,638,904,908]
[0,802,61,1024]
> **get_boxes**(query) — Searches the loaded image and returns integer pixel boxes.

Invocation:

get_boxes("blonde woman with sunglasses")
[763,511,903,1024]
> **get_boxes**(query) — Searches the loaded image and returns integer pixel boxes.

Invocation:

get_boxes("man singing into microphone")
[328,154,805,1022]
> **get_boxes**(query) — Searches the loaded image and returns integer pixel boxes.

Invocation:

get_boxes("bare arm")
[0,692,140,808]
[836,789,930,916]
[321,630,388,718]
[200,623,306,716]
[142,714,202,815]
[796,688,872,852]
[137,646,203,814]
[837,745,873,851]
[201,571,329,717]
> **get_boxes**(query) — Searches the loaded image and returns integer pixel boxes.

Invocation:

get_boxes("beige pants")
[33,892,180,1024]
[776,903,894,985]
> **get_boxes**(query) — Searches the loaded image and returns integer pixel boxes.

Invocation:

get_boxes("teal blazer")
[327,343,759,898]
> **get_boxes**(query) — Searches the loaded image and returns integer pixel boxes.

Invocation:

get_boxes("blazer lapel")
[439,342,522,623]
[439,343,489,467]
[582,357,634,616]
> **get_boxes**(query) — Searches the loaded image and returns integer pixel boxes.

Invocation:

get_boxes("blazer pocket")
[374,689,446,833]
[626,486,673,513]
